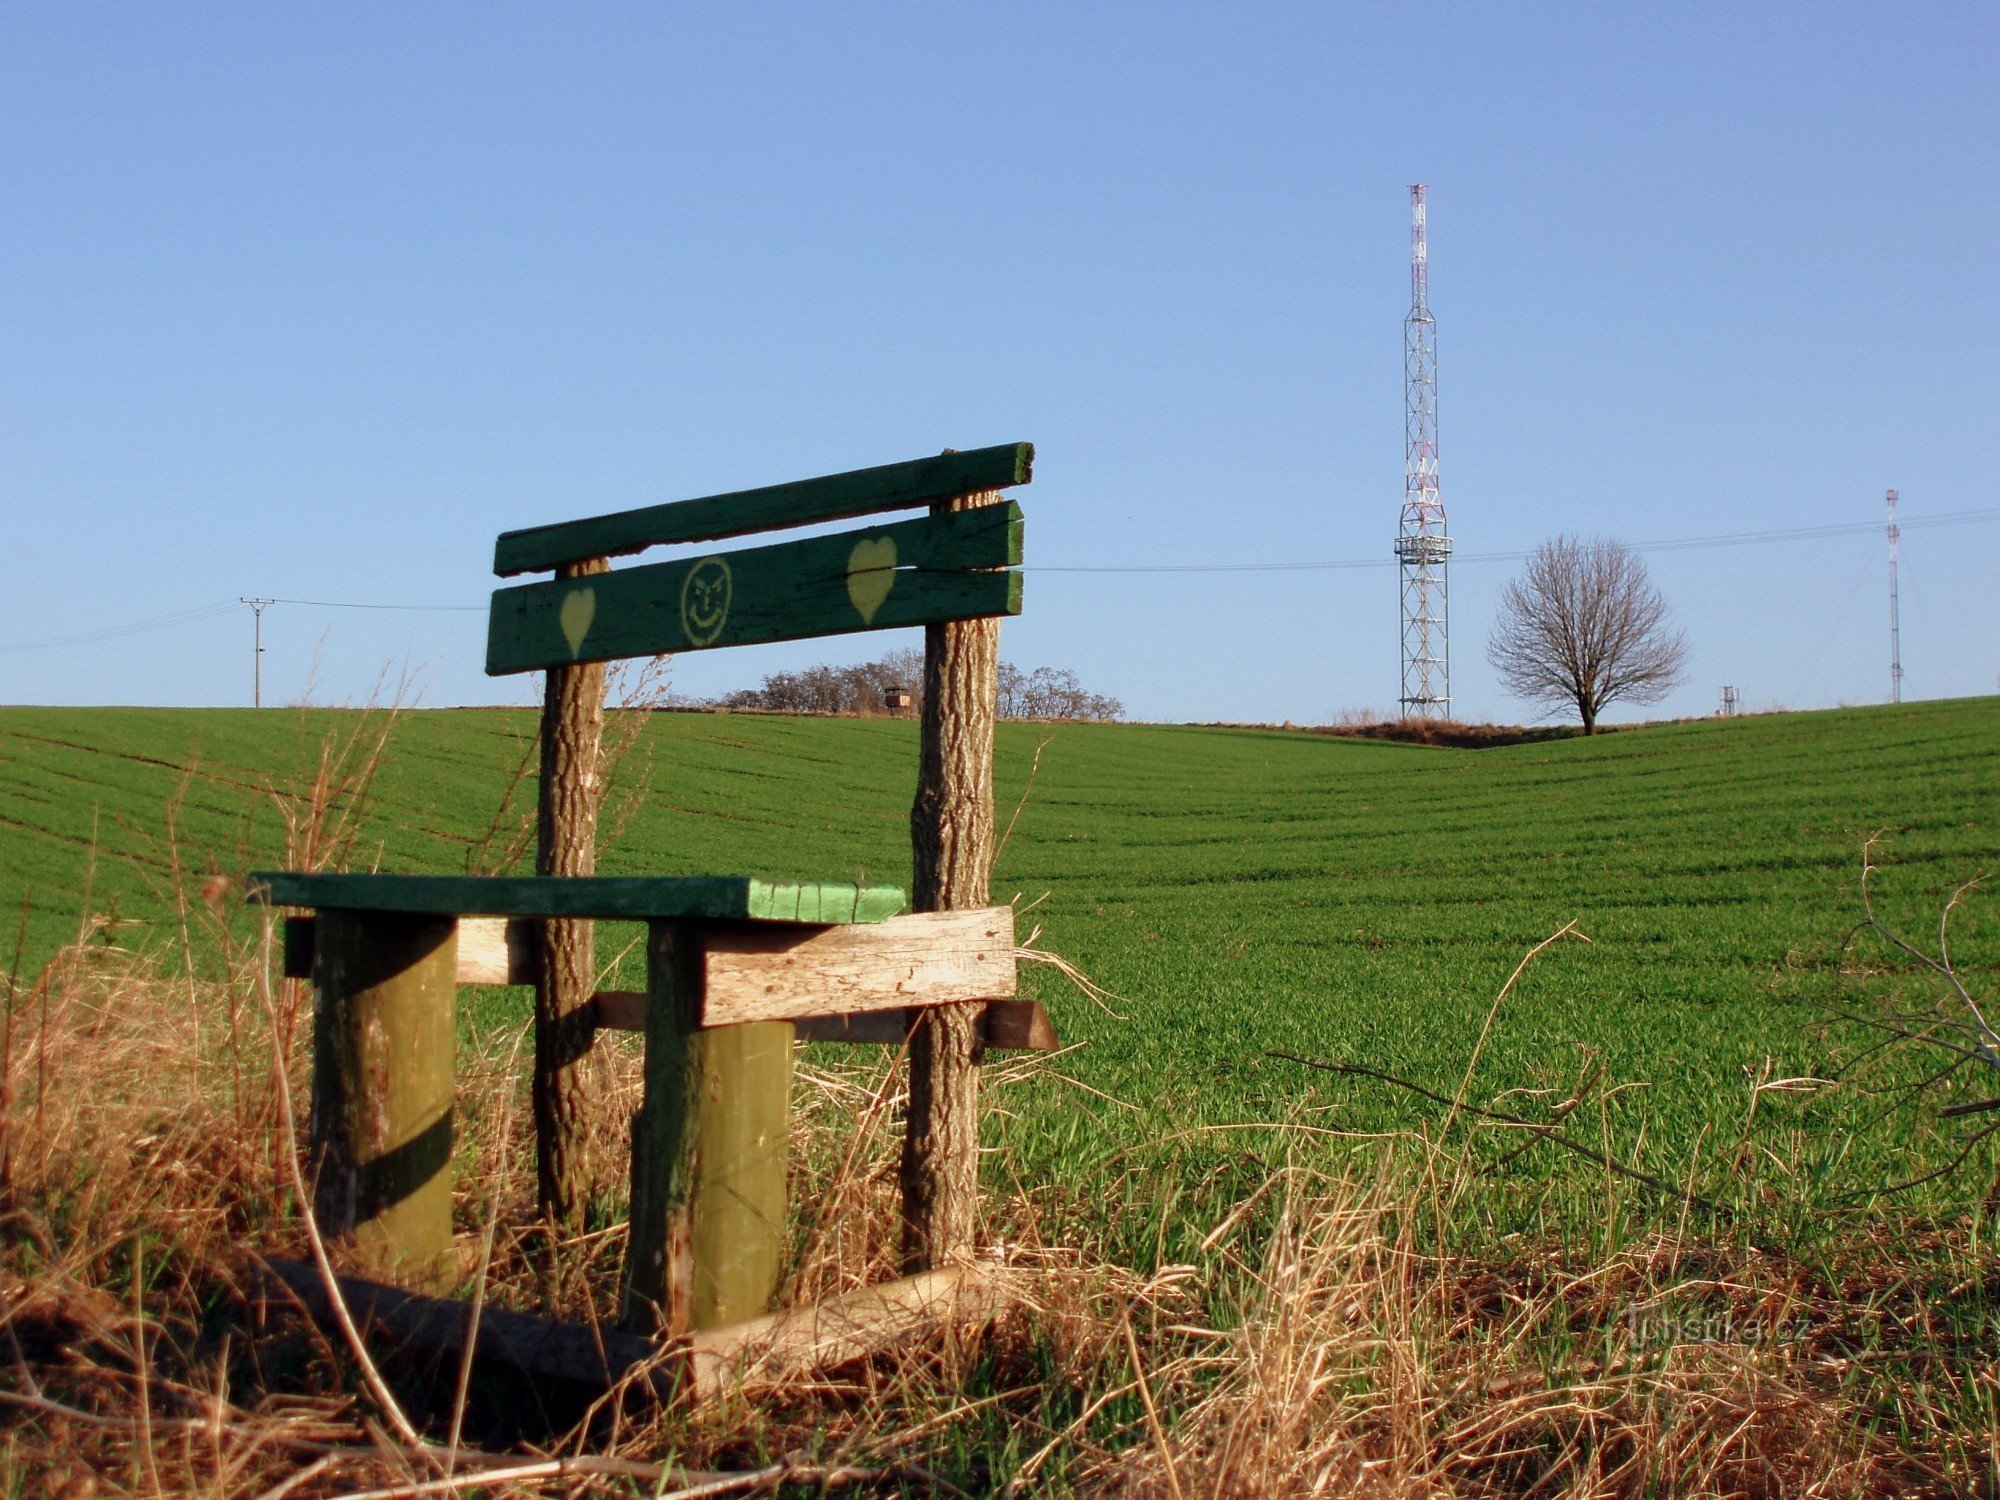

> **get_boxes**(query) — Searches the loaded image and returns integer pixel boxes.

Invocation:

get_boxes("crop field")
[6,695,2000,1491]
[3,694,1995,1231]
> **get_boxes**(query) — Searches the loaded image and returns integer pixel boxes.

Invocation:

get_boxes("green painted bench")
[253,443,1038,1388]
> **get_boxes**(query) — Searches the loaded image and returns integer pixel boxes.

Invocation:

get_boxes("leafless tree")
[721,649,1120,722]
[1486,534,1688,734]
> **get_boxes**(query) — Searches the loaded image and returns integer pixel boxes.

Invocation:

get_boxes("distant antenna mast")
[1397,185,1451,716]
[242,598,273,708]
[1886,490,1902,704]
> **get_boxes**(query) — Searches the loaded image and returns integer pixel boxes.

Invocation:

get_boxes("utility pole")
[1886,490,1902,705]
[1396,185,1451,716]
[241,598,273,708]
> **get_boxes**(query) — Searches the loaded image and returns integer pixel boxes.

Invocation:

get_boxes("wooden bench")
[250,443,1043,1394]
[252,871,1037,1335]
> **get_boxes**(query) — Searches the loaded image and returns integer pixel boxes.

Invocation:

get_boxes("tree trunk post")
[622,920,794,1336]
[534,556,610,1231]
[901,483,1002,1272]
[309,910,458,1282]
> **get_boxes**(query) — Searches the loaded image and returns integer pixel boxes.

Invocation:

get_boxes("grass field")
[5,697,1999,1491]
[3,695,1995,1226]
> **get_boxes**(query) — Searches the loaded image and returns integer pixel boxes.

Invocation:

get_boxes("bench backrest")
[484,443,1031,676]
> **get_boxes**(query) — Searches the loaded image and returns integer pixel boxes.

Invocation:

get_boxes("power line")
[0,601,242,654]
[260,596,486,613]
[0,595,478,655]
[1027,504,2000,575]
[1,503,1994,655]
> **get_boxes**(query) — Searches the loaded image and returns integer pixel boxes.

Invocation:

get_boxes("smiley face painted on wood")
[679,557,733,646]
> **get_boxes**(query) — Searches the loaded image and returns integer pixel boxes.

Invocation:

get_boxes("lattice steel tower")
[1397,184,1451,716]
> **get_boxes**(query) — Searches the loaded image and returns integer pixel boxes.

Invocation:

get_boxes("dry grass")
[0,723,1993,1496]
[5,920,1989,1497]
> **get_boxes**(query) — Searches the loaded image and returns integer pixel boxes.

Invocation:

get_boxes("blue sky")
[3,3,1994,722]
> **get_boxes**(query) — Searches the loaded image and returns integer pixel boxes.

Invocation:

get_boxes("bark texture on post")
[309,911,458,1282]
[535,555,611,1230]
[901,486,1001,1271]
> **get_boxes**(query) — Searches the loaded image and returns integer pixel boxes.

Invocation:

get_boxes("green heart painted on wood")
[846,537,898,624]
[558,587,595,657]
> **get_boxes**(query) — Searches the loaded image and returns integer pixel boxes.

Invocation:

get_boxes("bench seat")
[246,872,906,925]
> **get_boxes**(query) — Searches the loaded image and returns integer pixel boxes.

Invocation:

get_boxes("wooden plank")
[492,443,1032,577]
[976,999,1058,1052]
[282,915,315,979]
[682,1266,1007,1404]
[799,1000,1057,1052]
[701,907,1014,1026]
[255,1257,674,1396]
[255,1258,1008,1406]
[456,916,538,984]
[485,505,1023,676]
[593,994,1056,1052]
[593,989,647,1031]
[287,916,536,986]
[296,915,1042,1039]
[247,873,907,925]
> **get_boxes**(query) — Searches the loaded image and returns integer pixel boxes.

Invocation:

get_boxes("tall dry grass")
[0,716,1992,1495]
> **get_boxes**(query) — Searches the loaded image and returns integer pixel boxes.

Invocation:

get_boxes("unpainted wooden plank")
[282,915,314,979]
[593,989,647,1031]
[485,505,1023,676]
[455,916,536,984]
[247,873,906,925]
[493,442,1032,576]
[798,1000,1058,1051]
[255,1258,673,1396]
[257,1258,1009,1407]
[287,916,537,986]
[701,907,1015,1026]
[976,999,1058,1052]
[594,994,1057,1052]
[682,1266,1008,1404]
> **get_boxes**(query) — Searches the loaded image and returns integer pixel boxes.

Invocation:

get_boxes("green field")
[3,697,1996,1234]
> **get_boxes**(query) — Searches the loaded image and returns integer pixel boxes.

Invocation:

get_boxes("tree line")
[709,646,1123,721]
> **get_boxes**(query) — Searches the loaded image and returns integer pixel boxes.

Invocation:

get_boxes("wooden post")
[309,910,458,1281]
[901,481,1001,1271]
[623,921,793,1337]
[535,556,609,1231]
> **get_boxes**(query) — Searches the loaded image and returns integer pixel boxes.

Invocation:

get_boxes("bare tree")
[721,649,1121,722]
[1487,535,1688,734]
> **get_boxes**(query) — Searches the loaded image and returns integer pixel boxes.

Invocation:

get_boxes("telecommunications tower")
[1397,184,1451,715]
[1886,489,1902,704]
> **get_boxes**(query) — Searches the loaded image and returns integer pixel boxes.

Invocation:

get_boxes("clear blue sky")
[4,4,1995,722]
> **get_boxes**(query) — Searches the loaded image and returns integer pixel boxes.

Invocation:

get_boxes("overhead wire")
[2,503,1993,654]
[1026,504,2000,575]
[259,596,486,613]
[0,601,244,655]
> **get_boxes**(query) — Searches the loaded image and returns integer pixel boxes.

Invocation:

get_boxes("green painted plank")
[484,504,1023,676]
[494,442,1032,577]
[247,873,908,924]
